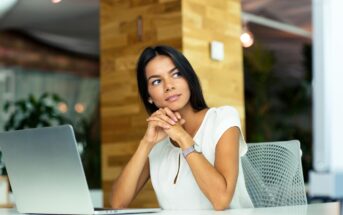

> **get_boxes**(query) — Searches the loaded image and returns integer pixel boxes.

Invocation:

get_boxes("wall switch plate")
[210,41,224,61]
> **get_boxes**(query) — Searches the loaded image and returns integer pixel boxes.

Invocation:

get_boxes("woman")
[111,45,253,210]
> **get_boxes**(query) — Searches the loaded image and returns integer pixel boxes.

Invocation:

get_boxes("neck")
[178,104,208,137]
[178,104,196,124]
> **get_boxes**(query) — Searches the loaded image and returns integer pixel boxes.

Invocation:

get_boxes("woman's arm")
[111,141,152,208]
[175,127,240,211]
[111,108,180,208]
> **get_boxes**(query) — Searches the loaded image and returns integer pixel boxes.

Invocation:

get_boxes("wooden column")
[182,0,245,120]
[100,0,182,208]
[100,0,243,207]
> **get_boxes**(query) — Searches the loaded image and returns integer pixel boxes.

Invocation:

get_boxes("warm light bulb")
[58,102,68,113]
[75,103,85,113]
[51,0,62,4]
[240,30,254,48]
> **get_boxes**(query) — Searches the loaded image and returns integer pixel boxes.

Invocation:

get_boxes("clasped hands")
[144,107,192,149]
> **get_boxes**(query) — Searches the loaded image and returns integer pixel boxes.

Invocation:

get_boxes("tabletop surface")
[0,202,341,215]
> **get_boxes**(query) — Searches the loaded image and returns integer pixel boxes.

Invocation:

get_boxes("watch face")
[194,143,202,153]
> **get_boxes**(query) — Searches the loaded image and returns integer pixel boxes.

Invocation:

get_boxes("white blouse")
[148,106,254,210]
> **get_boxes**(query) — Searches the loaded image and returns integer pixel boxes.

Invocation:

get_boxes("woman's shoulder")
[208,105,240,120]
[209,106,247,156]
[206,106,242,135]
[212,105,238,112]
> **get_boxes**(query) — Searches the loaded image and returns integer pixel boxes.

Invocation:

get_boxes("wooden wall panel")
[100,0,181,208]
[182,0,245,126]
[100,0,244,208]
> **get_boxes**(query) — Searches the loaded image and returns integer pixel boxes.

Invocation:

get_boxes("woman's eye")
[172,71,182,78]
[151,79,161,86]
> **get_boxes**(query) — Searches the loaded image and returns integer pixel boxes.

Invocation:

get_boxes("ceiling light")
[74,103,85,113]
[240,25,254,48]
[58,102,68,113]
[51,0,62,4]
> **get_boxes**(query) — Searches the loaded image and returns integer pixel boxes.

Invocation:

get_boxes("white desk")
[0,202,340,215]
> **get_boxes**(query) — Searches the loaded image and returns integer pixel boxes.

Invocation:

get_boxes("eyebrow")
[147,67,178,81]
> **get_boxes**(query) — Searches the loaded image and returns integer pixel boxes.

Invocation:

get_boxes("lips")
[165,94,181,102]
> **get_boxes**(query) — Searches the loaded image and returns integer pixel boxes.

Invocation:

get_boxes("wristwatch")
[182,143,201,158]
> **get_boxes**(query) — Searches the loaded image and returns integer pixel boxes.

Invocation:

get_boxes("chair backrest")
[241,140,307,208]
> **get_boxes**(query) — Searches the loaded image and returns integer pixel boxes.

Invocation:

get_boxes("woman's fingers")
[147,118,171,129]
[149,108,183,126]
[148,114,176,125]
[175,112,182,120]
[179,118,186,125]
[151,108,177,124]
[150,109,167,119]
[162,107,178,122]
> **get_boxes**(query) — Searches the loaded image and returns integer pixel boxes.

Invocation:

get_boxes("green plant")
[0,93,70,175]
[3,93,70,131]
[244,42,312,182]
[1,93,101,188]
[244,42,277,142]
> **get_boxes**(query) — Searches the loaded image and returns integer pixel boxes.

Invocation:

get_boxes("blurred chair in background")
[242,140,307,207]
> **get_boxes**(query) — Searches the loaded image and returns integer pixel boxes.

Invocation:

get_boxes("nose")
[164,79,175,93]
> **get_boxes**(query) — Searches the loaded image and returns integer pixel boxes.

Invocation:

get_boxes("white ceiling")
[0,0,311,57]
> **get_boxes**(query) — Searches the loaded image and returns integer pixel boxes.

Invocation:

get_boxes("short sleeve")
[213,106,248,157]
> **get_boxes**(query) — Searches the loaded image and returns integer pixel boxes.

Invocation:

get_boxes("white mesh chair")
[241,140,307,208]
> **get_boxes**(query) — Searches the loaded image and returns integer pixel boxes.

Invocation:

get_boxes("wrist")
[182,143,202,158]
[177,133,194,150]
[139,139,154,154]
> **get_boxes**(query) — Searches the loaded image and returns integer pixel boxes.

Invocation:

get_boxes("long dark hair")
[136,45,208,114]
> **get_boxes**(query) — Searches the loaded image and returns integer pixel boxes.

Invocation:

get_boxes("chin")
[166,102,188,112]
[168,106,181,112]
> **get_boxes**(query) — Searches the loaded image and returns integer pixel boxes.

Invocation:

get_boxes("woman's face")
[145,55,191,112]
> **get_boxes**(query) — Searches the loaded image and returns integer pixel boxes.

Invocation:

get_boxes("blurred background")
[0,0,339,209]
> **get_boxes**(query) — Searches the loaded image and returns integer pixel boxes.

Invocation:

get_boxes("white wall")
[313,0,343,172]
[310,0,343,198]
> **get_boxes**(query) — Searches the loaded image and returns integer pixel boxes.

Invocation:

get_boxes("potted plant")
[0,92,97,185]
[3,93,70,130]
[0,93,72,207]
[0,92,72,173]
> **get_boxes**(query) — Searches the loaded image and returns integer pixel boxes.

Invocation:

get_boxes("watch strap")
[182,145,195,158]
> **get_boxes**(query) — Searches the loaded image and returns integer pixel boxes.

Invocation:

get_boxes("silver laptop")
[0,125,160,214]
